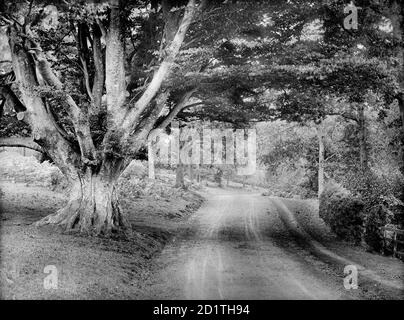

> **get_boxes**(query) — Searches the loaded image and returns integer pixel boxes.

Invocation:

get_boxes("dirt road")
[141,187,403,300]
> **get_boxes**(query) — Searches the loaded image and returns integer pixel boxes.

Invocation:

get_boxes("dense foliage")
[319,182,364,244]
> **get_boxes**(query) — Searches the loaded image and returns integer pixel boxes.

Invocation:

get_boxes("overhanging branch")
[0,137,43,153]
[120,0,197,132]
[156,88,197,131]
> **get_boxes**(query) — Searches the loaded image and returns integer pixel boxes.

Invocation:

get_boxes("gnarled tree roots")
[35,173,131,237]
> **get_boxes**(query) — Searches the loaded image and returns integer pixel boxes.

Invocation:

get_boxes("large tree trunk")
[36,163,130,235]
[5,0,199,238]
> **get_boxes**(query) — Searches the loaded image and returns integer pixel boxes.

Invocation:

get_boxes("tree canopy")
[0,0,402,235]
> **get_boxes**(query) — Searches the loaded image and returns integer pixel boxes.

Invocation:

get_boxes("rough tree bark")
[37,162,130,235]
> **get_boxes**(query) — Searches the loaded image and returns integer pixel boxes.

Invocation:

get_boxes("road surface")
[141,187,402,300]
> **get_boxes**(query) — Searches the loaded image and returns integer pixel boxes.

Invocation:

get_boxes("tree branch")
[125,91,170,155]
[327,111,358,123]
[8,26,81,180]
[26,28,98,164]
[76,22,93,101]
[0,85,27,114]
[156,88,197,131]
[0,137,43,153]
[104,0,126,125]
[91,22,105,114]
[0,97,5,118]
[120,0,197,132]
[137,91,170,136]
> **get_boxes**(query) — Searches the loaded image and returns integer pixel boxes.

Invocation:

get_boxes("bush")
[263,161,317,198]
[363,204,393,252]
[319,181,364,244]
[118,161,191,200]
[0,151,67,190]
[342,169,403,252]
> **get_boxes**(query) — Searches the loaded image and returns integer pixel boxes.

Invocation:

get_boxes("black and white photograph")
[0,0,403,307]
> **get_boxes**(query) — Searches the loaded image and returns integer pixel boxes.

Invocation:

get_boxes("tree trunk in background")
[358,104,368,172]
[36,161,130,235]
[397,94,404,174]
[175,121,185,188]
[189,165,194,182]
[318,124,325,198]
[196,164,200,183]
[388,3,404,173]
[148,140,155,180]
[400,2,404,175]
[214,168,223,187]
[175,164,185,188]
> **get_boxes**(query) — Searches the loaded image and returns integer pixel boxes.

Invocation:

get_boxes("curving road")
[141,187,401,300]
